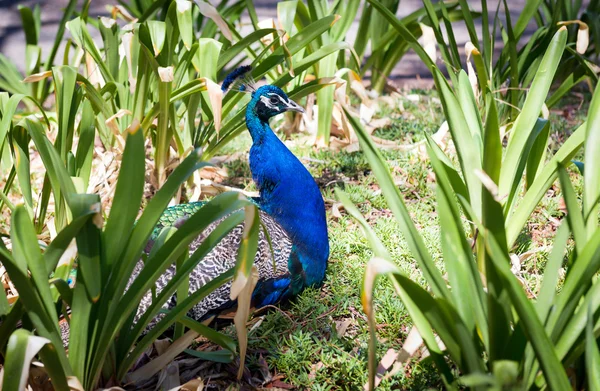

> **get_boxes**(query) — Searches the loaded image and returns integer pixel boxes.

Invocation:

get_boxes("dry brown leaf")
[351,80,371,106]
[257,354,272,383]
[198,179,258,198]
[111,5,136,21]
[359,104,375,125]
[474,169,502,202]
[22,71,53,83]
[158,66,175,82]
[257,19,277,46]
[248,316,265,334]
[416,121,449,156]
[154,338,172,356]
[328,138,359,153]
[232,266,259,379]
[378,326,424,385]
[362,257,400,317]
[177,378,205,391]
[196,1,232,41]
[121,31,137,93]
[86,52,104,87]
[261,380,295,390]
[204,79,223,134]
[330,202,344,220]
[364,348,398,390]
[431,121,449,147]
[509,253,521,275]
[364,118,391,135]
[419,334,446,361]
[104,109,130,148]
[419,23,437,62]
[331,103,351,141]
[335,318,352,338]
[157,361,180,390]
[66,376,84,391]
[125,330,199,384]
[199,166,228,181]
[577,22,589,54]
[308,361,324,381]
[465,43,479,99]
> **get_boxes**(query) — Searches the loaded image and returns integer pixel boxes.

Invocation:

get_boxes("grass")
[198,87,588,390]
[0,87,588,390]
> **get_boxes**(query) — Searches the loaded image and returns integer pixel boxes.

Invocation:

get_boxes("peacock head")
[221,65,304,122]
[250,85,304,121]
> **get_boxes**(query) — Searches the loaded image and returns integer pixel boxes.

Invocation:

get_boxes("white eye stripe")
[266,92,286,104]
[266,92,299,110]
[260,95,281,111]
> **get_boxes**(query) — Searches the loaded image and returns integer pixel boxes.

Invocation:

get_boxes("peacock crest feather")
[221,65,256,94]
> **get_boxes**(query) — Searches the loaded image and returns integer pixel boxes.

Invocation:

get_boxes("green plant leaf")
[71,194,103,304]
[549,227,600,347]
[361,256,454,389]
[365,0,436,72]
[176,0,194,50]
[98,15,120,80]
[11,206,58,325]
[252,15,340,79]
[119,267,237,379]
[43,212,93,274]
[195,38,222,80]
[74,100,95,188]
[393,273,485,374]
[146,20,167,57]
[513,0,544,39]
[525,117,551,189]
[428,139,488,349]
[217,28,278,70]
[337,188,453,387]
[11,127,33,215]
[177,315,237,353]
[183,348,234,363]
[2,330,51,391]
[586,306,600,390]
[0,229,72,379]
[103,125,145,271]
[506,122,586,247]
[66,17,114,83]
[535,222,570,321]
[484,232,571,390]
[558,165,587,253]
[500,27,567,211]
[584,75,600,236]
[344,106,450,301]
[87,149,207,388]
[434,69,482,221]
[315,54,336,146]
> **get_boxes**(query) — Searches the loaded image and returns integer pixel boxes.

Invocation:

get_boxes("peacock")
[126,66,330,330]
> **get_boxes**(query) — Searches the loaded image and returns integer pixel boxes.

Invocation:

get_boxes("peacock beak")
[285,99,305,114]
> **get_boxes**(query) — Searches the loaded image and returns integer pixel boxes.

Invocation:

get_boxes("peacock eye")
[269,96,279,104]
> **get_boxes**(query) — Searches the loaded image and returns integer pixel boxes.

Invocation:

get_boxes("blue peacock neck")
[245,100,329,287]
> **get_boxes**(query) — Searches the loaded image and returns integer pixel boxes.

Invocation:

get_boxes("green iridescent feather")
[149,201,206,242]
[64,201,207,284]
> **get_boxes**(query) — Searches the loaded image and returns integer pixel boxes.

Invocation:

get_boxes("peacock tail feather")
[130,208,294,332]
